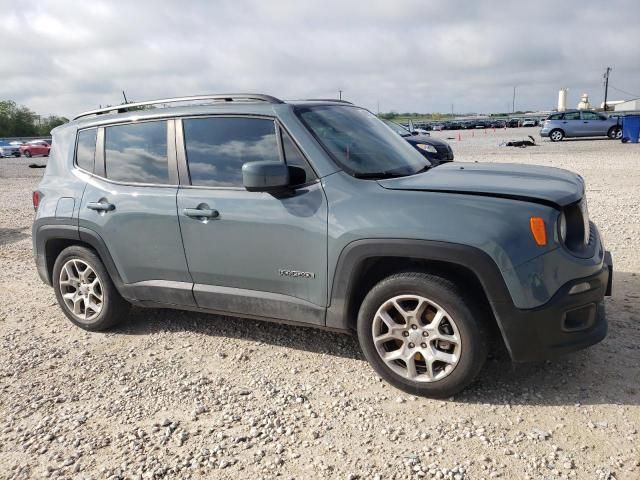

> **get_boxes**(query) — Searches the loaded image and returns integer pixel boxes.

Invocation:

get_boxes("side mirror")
[242,161,289,192]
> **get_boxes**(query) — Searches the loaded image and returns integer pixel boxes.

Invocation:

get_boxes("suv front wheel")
[357,272,488,398]
[52,246,129,331]
[549,129,564,142]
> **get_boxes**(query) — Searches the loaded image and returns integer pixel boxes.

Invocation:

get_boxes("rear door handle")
[183,207,219,219]
[87,201,115,212]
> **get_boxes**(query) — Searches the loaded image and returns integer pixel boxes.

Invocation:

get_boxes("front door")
[78,119,195,306]
[176,116,328,325]
[561,111,583,136]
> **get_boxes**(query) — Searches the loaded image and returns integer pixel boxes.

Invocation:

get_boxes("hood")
[377,162,584,207]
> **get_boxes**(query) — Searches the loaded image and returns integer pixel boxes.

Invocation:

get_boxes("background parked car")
[0,140,22,157]
[540,110,622,142]
[521,118,536,127]
[383,119,454,166]
[507,118,521,128]
[20,140,51,157]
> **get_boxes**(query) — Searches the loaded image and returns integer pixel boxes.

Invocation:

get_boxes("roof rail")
[300,98,353,104]
[73,93,284,120]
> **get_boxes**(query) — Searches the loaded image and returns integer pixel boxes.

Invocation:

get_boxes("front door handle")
[183,207,219,219]
[87,201,115,212]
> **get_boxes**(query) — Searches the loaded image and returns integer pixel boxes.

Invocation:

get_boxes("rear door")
[581,111,608,136]
[176,116,328,325]
[78,119,195,306]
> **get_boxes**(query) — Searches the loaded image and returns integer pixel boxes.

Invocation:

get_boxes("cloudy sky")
[2,0,639,118]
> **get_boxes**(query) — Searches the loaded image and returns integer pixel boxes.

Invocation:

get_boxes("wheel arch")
[326,239,513,348]
[35,224,124,291]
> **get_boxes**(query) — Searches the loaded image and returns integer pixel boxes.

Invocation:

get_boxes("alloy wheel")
[550,130,563,141]
[59,259,103,321]
[371,294,461,382]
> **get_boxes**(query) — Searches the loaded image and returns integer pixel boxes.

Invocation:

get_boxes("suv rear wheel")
[357,272,488,398]
[52,245,129,331]
[607,126,622,140]
[549,129,564,142]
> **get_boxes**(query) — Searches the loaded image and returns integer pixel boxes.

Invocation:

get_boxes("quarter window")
[104,121,169,184]
[281,129,316,185]
[76,129,97,172]
[183,117,279,187]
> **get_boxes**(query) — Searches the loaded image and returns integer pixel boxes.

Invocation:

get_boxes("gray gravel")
[1,131,639,479]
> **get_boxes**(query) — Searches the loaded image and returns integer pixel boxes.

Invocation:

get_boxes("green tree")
[0,100,69,137]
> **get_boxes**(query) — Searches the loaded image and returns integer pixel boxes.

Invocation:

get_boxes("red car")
[20,140,51,158]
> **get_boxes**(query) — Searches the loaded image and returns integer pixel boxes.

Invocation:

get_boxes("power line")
[609,85,640,98]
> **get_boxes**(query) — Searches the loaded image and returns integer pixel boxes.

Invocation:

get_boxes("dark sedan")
[382,120,454,166]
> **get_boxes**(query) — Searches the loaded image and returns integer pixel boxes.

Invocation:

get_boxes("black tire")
[607,126,622,140]
[52,245,129,331]
[24,150,32,158]
[549,129,564,142]
[357,271,488,398]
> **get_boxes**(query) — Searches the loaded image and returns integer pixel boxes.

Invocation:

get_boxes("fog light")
[569,282,591,295]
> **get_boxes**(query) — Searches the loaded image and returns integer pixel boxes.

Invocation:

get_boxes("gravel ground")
[1,129,639,479]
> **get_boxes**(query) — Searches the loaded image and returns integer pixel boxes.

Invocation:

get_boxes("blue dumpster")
[621,115,640,143]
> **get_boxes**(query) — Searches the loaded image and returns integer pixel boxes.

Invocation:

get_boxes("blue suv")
[32,94,612,397]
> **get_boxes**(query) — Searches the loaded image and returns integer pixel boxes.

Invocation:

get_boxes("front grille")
[435,145,454,160]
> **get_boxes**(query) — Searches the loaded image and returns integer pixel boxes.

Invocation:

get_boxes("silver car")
[540,110,622,141]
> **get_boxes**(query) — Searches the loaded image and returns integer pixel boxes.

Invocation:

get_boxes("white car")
[521,119,536,127]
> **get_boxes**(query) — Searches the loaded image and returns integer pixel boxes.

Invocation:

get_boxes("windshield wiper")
[412,164,432,175]
[353,171,409,179]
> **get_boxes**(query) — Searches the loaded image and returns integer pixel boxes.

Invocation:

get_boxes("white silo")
[558,88,568,112]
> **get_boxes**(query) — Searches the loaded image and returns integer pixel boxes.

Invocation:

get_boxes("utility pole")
[512,86,517,113]
[338,90,343,101]
[451,103,454,116]
[603,67,611,111]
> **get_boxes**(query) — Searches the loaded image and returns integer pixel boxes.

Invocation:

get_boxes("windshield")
[296,105,430,177]
[383,119,411,136]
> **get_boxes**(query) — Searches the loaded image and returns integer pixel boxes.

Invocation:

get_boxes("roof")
[68,94,354,129]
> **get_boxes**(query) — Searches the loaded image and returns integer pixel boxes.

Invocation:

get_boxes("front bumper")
[539,128,550,137]
[494,251,612,362]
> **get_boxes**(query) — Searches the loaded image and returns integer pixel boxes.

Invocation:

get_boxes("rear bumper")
[494,251,612,362]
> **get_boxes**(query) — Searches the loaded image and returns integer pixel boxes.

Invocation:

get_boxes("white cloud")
[1,0,638,117]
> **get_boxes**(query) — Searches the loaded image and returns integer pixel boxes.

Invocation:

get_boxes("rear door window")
[581,111,601,120]
[183,117,279,187]
[104,121,169,184]
[563,112,580,120]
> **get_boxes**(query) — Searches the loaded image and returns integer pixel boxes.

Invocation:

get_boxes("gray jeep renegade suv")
[33,94,613,398]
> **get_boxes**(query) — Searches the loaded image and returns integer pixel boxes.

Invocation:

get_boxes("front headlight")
[416,143,438,154]
[558,211,567,242]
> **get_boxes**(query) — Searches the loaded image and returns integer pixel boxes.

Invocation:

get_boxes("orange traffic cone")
[472,130,474,137]
[493,127,496,133]
[484,128,487,134]
[457,132,461,141]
